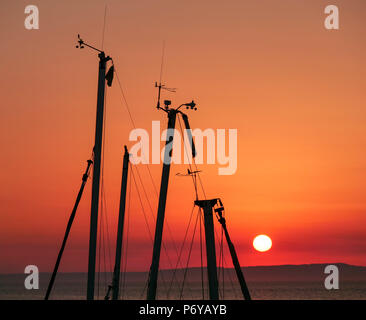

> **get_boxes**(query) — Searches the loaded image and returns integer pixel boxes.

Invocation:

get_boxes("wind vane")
[76,34,114,87]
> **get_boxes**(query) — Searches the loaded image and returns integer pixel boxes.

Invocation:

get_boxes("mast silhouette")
[147,93,197,300]
[44,159,93,300]
[76,35,113,300]
[215,200,251,300]
[107,146,130,300]
[195,199,220,300]
[45,36,251,301]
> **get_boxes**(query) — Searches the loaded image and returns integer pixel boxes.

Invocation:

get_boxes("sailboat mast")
[147,98,197,300]
[195,199,220,300]
[147,109,177,300]
[44,159,93,300]
[111,146,130,300]
[215,203,251,300]
[86,51,110,300]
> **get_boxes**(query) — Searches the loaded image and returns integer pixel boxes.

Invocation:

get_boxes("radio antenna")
[155,41,176,109]
[159,40,165,84]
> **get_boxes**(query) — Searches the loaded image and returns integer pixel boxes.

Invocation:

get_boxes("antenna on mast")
[155,82,176,110]
[155,41,177,109]
[148,51,198,299]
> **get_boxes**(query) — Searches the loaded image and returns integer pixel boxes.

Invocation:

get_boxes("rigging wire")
[131,160,176,273]
[179,207,200,299]
[219,208,241,299]
[166,203,196,298]
[97,82,113,299]
[121,162,132,299]
[114,69,195,292]
[118,161,132,300]
[221,227,225,299]
[222,248,238,299]
[217,226,224,299]
[178,112,242,299]
[199,208,205,300]
[177,111,209,300]
[129,165,156,299]
[177,112,206,200]
[155,113,210,299]
[44,157,93,300]
[130,166,154,244]
[129,164,169,295]
[215,224,238,299]
[94,8,111,296]
[177,110,210,300]
[113,50,241,300]
[177,115,197,197]
[98,14,178,298]
[114,51,201,273]
[102,21,114,279]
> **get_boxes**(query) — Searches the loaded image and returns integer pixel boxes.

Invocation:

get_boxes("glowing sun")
[253,235,272,252]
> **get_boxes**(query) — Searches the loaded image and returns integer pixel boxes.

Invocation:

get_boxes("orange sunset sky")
[0,0,365,274]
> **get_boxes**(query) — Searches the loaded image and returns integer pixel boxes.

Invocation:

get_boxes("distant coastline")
[1,263,365,300]
[2,263,366,280]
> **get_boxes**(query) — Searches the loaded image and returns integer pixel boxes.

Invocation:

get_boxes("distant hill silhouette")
[2,263,365,282]
[121,263,366,283]
[242,263,366,282]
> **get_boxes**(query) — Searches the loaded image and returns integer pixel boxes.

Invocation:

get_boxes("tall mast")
[147,107,177,300]
[76,35,112,300]
[87,50,108,300]
[147,96,197,300]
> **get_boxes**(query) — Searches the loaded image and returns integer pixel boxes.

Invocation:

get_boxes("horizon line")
[1,262,365,275]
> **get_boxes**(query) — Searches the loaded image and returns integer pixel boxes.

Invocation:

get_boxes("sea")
[1,266,366,300]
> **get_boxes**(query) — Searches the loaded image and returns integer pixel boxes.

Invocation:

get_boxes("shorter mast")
[194,198,252,300]
[106,146,130,300]
[195,199,220,300]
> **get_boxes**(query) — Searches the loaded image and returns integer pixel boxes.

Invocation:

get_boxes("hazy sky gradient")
[0,0,365,273]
